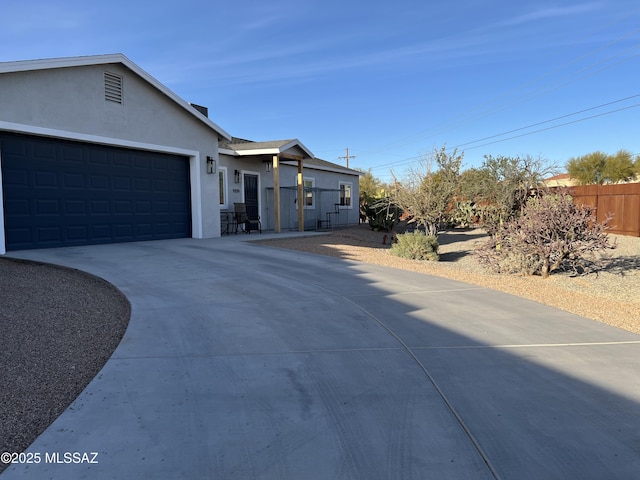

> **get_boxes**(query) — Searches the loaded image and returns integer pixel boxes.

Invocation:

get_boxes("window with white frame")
[304,177,315,209]
[295,177,315,209]
[339,181,352,208]
[219,167,228,208]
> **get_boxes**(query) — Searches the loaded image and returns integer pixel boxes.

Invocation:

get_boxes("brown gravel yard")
[0,259,130,473]
[256,224,640,335]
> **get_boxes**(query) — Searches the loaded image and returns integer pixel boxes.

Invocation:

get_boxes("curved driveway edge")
[3,237,640,479]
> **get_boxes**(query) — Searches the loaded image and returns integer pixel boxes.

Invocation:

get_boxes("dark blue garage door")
[1,133,191,251]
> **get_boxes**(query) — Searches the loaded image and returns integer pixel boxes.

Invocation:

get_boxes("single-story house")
[0,54,360,253]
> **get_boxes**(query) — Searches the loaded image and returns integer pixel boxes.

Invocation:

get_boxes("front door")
[243,173,259,221]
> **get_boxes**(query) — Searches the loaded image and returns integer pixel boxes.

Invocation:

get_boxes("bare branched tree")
[391,146,463,237]
[469,155,557,236]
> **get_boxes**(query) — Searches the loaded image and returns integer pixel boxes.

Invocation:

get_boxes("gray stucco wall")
[0,62,223,240]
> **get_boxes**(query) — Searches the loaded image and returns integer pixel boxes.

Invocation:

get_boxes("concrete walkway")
[3,237,640,479]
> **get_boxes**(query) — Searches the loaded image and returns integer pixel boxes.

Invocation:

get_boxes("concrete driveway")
[3,236,640,479]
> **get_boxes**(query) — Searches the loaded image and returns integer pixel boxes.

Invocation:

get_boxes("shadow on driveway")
[2,238,639,479]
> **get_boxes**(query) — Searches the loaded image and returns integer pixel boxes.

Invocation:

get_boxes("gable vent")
[104,72,123,104]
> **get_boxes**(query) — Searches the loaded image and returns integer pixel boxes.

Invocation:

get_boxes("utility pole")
[339,147,356,169]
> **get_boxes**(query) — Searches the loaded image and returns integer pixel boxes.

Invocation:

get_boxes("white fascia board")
[227,142,314,159]
[0,54,232,141]
[233,148,281,156]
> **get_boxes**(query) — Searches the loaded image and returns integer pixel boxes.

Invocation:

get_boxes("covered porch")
[218,139,314,234]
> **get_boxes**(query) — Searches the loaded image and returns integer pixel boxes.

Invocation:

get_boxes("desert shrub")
[390,231,439,261]
[448,200,479,228]
[476,192,613,278]
[365,197,400,232]
[476,235,541,276]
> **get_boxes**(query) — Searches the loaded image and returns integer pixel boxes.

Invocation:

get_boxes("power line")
[453,93,640,150]
[459,102,640,152]
[368,95,640,171]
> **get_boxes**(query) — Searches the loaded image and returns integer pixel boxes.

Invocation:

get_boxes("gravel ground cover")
[256,224,640,334]
[0,259,130,473]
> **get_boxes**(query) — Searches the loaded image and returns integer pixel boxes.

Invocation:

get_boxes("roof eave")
[223,138,314,159]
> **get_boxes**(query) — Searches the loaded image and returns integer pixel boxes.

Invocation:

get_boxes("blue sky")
[2,0,639,181]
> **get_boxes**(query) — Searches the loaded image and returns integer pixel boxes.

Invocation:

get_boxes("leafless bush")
[476,192,614,278]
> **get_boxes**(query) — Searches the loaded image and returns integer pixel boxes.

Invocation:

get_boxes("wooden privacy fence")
[568,183,640,237]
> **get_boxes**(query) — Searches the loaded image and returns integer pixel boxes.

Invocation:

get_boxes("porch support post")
[297,159,304,232]
[273,155,281,233]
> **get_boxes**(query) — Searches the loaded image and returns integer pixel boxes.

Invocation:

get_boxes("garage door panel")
[37,226,62,243]
[63,172,85,189]
[90,175,109,190]
[67,225,88,241]
[136,223,153,237]
[65,199,87,215]
[90,200,110,215]
[5,199,29,215]
[36,199,60,215]
[135,201,152,214]
[7,226,31,243]
[2,133,191,250]
[35,171,58,188]
[4,168,29,187]
[154,223,172,235]
[135,177,151,192]
[112,151,132,168]
[172,200,189,213]
[113,176,132,191]
[115,201,133,214]
[92,225,112,240]
[33,142,55,160]
[134,156,150,169]
[154,179,170,193]
[87,150,109,167]
[114,224,134,240]
[61,145,83,164]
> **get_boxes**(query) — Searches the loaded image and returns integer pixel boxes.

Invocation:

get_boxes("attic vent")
[104,72,123,104]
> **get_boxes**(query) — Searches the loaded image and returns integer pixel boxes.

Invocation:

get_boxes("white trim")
[191,155,204,238]
[339,181,354,209]
[234,148,283,156]
[218,147,236,156]
[0,54,232,141]
[0,121,205,253]
[218,166,228,209]
[0,149,5,254]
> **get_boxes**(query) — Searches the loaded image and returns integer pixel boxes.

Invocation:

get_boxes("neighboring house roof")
[0,53,231,141]
[544,173,579,187]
